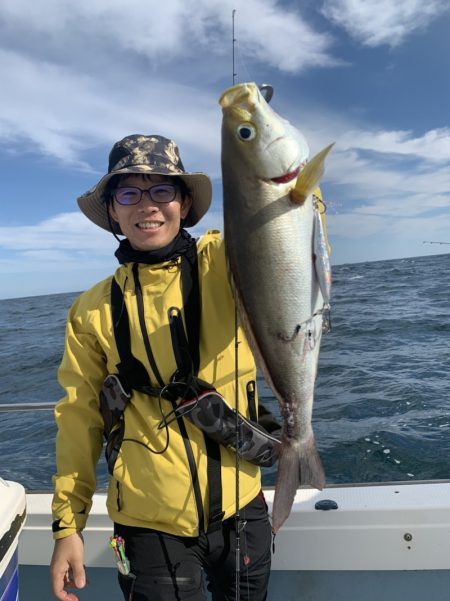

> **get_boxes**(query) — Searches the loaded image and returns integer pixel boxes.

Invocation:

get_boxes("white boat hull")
[13,481,450,600]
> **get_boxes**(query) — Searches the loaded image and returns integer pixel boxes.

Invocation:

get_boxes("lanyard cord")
[234,298,241,601]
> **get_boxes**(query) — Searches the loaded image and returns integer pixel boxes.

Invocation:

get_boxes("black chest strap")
[111,275,162,395]
[180,240,200,374]
[110,252,224,533]
[166,240,200,380]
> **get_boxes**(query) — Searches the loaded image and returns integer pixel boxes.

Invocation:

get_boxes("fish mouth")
[270,167,300,185]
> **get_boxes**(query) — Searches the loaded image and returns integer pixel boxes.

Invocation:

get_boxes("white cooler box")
[0,480,26,601]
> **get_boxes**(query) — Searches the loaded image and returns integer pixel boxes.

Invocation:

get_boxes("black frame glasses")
[112,183,180,205]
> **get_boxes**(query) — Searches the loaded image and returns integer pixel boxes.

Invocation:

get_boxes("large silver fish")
[219,82,333,532]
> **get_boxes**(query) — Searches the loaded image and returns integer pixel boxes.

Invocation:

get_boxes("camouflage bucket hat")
[77,134,212,233]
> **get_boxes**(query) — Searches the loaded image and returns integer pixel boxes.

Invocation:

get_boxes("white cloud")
[0,51,99,168]
[328,211,450,262]
[0,213,115,253]
[0,1,339,175]
[284,104,450,243]
[281,99,450,210]
[0,48,222,172]
[322,0,449,47]
[0,209,224,275]
[322,146,450,238]
[215,0,337,72]
[325,146,450,197]
[0,0,449,277]
[0,0,336,71]
[339,128,450,162]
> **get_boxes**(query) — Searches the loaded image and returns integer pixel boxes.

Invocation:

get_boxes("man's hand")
[50,532,87,601]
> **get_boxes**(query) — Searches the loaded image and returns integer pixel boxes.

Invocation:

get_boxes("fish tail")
[271,443,299,534]
[271,435,325,533]
[299,434,325,490]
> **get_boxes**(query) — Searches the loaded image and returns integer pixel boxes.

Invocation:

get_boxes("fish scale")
[220,82,333,533]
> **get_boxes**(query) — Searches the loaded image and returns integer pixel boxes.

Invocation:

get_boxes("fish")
[219,82,333,533]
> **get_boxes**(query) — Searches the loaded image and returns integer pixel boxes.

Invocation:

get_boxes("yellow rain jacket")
[52,231,261,540]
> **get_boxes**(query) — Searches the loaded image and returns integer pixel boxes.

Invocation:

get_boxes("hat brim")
[77,165,212,234]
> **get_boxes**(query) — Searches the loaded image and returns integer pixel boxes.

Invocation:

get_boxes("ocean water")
[1,253,449,491]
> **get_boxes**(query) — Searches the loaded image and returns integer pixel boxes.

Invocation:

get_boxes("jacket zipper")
[132,263,205,533]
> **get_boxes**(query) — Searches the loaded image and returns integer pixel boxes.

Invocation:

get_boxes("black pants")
[115,493,272,601]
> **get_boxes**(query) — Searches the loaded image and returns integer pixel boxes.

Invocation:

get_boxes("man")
[50,135,273,601]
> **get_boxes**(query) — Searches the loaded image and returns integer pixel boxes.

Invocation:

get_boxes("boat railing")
[0,402,56,412]
[2,403,450,490]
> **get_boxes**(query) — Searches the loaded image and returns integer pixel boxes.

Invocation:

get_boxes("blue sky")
[1,0,450,299]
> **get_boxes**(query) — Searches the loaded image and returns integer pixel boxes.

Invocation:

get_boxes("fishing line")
[235,44,254,85]
[234,297,242,601]
[232,8,254,85]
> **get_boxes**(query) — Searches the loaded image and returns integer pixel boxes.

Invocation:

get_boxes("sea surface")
[1,253,449,491]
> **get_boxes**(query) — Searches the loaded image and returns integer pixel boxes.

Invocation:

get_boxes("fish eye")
[236,123,256,141]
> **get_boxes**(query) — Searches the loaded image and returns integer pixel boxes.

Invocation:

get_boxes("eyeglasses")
[112,184,180,205]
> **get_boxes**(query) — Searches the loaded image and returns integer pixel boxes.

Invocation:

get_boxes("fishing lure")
[109,535,131,576]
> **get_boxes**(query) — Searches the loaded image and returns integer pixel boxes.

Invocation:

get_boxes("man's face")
[109,174,192,251]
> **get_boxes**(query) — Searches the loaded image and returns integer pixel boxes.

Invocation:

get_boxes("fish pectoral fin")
[290,143,334,205]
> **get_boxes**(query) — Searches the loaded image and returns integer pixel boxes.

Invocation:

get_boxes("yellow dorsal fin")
[290,143,334,205]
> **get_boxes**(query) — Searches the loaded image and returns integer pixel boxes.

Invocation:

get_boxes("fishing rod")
[423,241,450,245]
[231,11,242,601]
[232,9,237,86]
[229,14,274,600]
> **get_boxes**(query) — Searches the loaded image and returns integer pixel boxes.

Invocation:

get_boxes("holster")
[168,387,281,467]
[99,374,131,475]
[99,373,281,471]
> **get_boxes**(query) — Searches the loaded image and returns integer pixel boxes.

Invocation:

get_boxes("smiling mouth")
[137,221,163,230]
[270,167,300,184]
